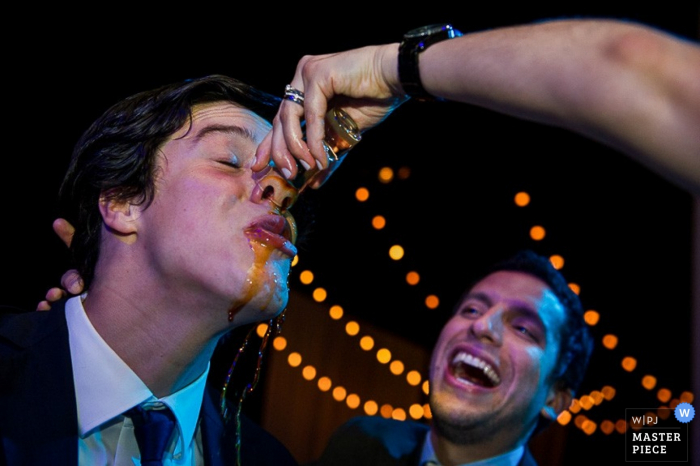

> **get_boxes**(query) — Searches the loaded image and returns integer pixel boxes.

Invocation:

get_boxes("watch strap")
[398,39,426,100]
[398,24,462,101]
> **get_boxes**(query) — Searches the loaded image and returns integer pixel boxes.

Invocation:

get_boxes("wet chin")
[259,288,289,319]
[229,257,291,324]
[235,286,289,326]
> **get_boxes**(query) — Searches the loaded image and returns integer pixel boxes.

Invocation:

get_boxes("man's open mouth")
[245,214,298,257]
[450,350,501,388]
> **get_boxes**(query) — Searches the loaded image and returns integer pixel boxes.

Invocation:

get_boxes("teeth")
[451,351,501,386]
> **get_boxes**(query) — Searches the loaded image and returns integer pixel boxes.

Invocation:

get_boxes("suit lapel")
[1,302,79,465]
[518,447,539,466]
[201,386,228,466]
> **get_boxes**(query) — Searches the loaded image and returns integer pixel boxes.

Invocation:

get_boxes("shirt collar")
[420,430,525,466]
[66,295,209,452]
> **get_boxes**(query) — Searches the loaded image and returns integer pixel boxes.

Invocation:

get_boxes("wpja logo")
[625,403,694,462]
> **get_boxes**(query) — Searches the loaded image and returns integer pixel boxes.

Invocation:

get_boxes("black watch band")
[398,23,462,101]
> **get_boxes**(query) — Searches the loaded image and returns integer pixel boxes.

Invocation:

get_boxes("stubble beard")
[430,395,497,445]
[429,391,538,449]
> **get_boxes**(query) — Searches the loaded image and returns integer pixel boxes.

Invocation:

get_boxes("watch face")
[405,23,452,39]
[405,23,462,41]
[406,24,452,38]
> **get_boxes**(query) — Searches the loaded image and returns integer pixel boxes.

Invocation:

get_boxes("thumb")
[53,218,75,248]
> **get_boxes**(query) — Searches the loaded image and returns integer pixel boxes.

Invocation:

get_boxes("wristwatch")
[398,23,462,101]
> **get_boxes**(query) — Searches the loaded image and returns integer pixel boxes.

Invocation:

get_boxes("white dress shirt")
[419,431,524,466]
[66,296,210,465]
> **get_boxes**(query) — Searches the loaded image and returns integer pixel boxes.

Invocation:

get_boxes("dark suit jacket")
[0,301,297,466]
[307,416,538,466]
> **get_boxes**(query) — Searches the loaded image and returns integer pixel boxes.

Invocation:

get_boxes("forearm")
[413,19,700,194]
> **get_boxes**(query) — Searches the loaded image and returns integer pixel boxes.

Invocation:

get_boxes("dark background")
[2,5,698,465]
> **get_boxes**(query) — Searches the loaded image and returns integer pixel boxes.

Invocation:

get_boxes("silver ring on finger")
[283,84,305,107]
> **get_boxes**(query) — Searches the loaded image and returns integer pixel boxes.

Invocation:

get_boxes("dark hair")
[59,75,281,288]
[463,249,594,395]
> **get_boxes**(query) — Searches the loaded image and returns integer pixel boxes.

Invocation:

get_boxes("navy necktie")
[127,404,177,466]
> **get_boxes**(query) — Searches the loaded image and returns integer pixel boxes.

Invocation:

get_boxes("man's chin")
[260,296,289,321]
[429,392,493,437]
[431,406,496,445]
[251,288,289,321]
[224,286,289,327]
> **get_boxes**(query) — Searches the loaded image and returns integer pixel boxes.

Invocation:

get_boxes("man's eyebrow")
[453,291,492,314]
[458,291,544,323]
[463,291,492,306]
[193,124,257,142]
[510,305,544,324]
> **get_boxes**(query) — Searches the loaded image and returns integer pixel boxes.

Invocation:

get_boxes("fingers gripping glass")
[292,107,362,193]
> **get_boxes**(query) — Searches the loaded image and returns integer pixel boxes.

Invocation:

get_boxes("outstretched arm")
[256,18,700,195]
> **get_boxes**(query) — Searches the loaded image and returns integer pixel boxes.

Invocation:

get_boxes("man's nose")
[470,309,503,346]
[251,165,299,212]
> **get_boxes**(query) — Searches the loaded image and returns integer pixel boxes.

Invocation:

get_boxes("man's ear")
[541,385,573,420]
[98,193,141,237]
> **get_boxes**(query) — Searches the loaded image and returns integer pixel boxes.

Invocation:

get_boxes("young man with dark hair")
[0,75,300,466]
[308,250,594,465]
